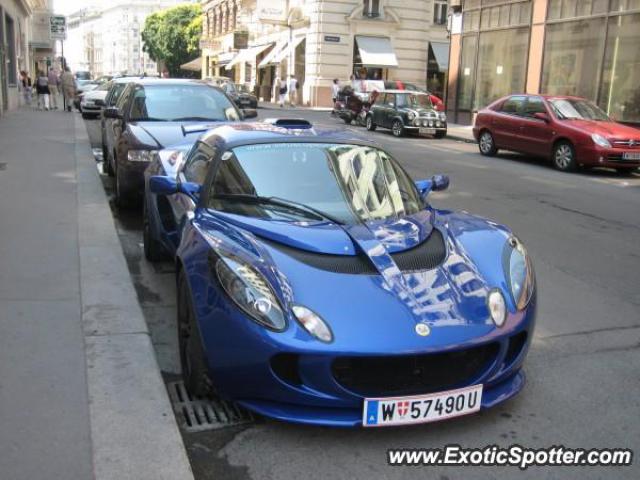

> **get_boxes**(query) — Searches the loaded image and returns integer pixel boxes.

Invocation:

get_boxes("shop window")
[474,27,529,110]
[463,10,480,31]
[541,18,606,100]
[5,14,16,85]
[548,0,613,19]
[363,0,380,18]
[610,0,640,11]
[598,13,640,122]
[457,35,477,110]
[434,1,448,25]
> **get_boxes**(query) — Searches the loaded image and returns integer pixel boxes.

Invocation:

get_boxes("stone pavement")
[0,108,193,480]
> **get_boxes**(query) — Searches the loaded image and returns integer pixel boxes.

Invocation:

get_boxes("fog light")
[413,118,420,126]
[292,305,333,342]
[422,120,428,127]
[488,289,507,327]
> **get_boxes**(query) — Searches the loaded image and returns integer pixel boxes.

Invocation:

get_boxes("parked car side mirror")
[149,175,178,195]
[415,174,450,200]
[242,108,258,119]
[103,107,122,119]
[533,112,550,122]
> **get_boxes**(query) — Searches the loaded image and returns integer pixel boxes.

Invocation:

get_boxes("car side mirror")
[179,181,202,199]
[242,108,258,119]
[103,107,122,119]
[415,175,450,200]
[149,175,178,195]
[533,112,550,122]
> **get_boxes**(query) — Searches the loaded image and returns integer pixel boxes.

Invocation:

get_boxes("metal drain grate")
[168,380,253,432]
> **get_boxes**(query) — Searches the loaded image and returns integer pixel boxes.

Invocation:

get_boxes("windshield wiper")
[131,117,166,122]
[211,194,345,225]
[171,116,223,122]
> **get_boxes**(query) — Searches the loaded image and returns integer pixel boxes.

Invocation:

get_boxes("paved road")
[84,109,640,480]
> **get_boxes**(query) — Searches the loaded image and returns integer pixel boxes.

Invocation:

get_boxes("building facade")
[200,0,450,106]
[1,0,52,114]
[447,0,640,126]
[65,0,188,78]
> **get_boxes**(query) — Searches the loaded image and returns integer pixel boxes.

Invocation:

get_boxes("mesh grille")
[333,342,500,397]
[390,228,447,272]
[259,228,446,274]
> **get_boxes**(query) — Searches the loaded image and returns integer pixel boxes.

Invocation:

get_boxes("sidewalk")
[0,108,193,480]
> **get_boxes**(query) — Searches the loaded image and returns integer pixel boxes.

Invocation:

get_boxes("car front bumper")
[195,284,537,427]
[577,144,640,168]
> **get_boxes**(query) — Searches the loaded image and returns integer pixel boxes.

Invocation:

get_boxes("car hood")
[210,209,435,255]
[564,120,640,139]
[399,107,438,117]
[193,209,516,352]
[131,121,222,150]
[82,90,108,101]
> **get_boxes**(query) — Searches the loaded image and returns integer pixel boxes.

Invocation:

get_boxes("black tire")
[102,142,114,176]
[81,112,90,120]
[114,163,133,209]
[143,202,166,262]
[366,115,376,131]
[552,140,577,172]
[343,117,352,125]
[178,270,214,398]
[435,130,447,139]
[478,130,498,156]
[392,119,404,137]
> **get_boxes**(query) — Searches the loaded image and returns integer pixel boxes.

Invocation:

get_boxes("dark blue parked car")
[143,120,536,427]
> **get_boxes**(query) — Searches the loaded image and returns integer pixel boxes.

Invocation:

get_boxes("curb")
[445,133,476,144]
[74,116,194,480]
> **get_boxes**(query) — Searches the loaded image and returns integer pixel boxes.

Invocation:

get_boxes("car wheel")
[343,117,352,125]
[553,141,577,172]
[143,202,166,262]
[102,144,114,176]
[479,130,497,156]
[178,269,214,398]
[114,163,133,209]
[366,115,376,131]
[435,130,447,139]
[392,120,404,137]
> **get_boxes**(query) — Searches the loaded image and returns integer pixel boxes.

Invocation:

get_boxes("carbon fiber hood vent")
[259,228,447,274]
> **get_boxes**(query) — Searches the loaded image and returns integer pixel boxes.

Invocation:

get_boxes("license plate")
[622,152,640,160]
[363,384,482,427]
[419,128,436,135]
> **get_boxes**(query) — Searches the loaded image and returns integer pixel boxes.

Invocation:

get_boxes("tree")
[141,4,202,77]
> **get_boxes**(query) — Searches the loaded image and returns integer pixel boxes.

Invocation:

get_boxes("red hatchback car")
[473,94,640,173]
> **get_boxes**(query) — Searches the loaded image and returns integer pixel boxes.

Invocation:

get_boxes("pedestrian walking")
[278,77,287,108]
[331,78,340,104]
[48,68,61,110]
[288,75,298,107]
[20,71,32,106]
[35,71,50,110]
[60,67,76,112]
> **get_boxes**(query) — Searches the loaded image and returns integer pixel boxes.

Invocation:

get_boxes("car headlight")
[487,289,507,327]
[215,255,286,331]
[407,111,415,121]
[439,112,447,121]
[127,149,159,162]
[591,133,611,148]
[292,305,333,343]
[505,236,535,311]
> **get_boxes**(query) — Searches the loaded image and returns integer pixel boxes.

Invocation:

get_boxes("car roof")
[129,78,209,86]
[198,122,380,150]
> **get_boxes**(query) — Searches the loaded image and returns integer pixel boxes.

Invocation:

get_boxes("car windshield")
[129,84,239,122]
[397,94,433,109]
[208,143,423,224]
[222,83,237,95]
[549,99,610,121]
[235,84,250,93]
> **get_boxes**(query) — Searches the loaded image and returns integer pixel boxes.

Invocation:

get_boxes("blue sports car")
[143,119,536,428]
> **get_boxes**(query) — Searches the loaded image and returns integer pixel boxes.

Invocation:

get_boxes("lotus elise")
[143,120,536,427]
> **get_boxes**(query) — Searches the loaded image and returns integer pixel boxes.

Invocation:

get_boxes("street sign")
[50,16,66,39]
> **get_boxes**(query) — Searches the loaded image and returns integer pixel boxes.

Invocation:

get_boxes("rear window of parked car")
[500,96,526,115]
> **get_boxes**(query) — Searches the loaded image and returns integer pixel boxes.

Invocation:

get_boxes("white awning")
[225,43,274,70]
[258,39,288,68]
[430,42,450,71]
[216,51,238,66]
[272,36,306,64]
[355,36,398,68]
[180,57,202,72]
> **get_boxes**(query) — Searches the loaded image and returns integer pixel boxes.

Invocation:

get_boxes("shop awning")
[258,40,288,68]
[430,42,450,71]
[180,57,202,72]
[272,36,306,64]
[355,36,398,68]
[216,51,238,66]
[225,43,274,71]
